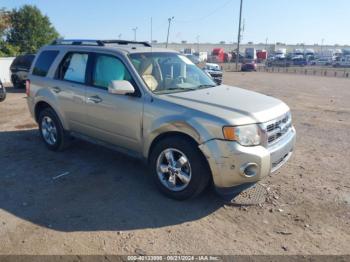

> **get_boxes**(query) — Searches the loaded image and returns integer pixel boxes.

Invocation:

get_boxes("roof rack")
[102,40,151,47]
[51,39,151,47]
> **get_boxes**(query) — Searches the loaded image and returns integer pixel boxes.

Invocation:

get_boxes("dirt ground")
[0,72,349,255]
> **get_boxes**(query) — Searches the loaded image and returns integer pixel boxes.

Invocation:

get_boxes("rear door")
[50,52,90,132]
[84,53,143,153]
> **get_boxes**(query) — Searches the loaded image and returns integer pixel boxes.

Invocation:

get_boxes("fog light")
[240,163,258,178]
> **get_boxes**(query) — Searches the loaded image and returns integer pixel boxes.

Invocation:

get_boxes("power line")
[176,0,232,23]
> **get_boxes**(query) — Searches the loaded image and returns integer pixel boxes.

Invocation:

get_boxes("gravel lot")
[0,72,349,255]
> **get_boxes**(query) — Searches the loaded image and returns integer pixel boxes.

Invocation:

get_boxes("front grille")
[265,113,292,145]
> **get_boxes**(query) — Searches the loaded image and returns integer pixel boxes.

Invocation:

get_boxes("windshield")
[129,52,216,94]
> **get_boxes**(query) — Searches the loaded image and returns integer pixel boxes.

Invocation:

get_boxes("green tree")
[0,8,11,37]
[6,5,59,54]
[0,42,20,56]
[0,8,18,56]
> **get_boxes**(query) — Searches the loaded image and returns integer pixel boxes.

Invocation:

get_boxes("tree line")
[0,5,59,57]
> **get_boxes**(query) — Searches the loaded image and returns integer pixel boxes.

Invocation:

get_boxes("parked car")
[202,63,223,84]
[230,52,245,63]
[333,55,350,67]
[241,59,257,71]
[26,39,296,200]
[10,54,35,88]
[266,58,291,67]
[312,57,332,66]
[0,79,6,102]
[292,57,307,66]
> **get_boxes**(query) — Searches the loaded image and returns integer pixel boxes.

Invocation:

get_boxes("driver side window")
[93,55,132,89]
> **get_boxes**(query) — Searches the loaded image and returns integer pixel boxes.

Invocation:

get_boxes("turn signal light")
[223,126,237,141]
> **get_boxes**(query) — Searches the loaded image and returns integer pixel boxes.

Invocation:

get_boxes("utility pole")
[265,37,268,51]
[132,27,138,41]
[150,17,153,44]
[118,34,122,40]
[235,0,243,71]
[166,16,174,48]
[321,38,324,54]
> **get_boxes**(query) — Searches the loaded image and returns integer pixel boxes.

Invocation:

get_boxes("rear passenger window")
[32,50,59,77]
[57,53,88,84]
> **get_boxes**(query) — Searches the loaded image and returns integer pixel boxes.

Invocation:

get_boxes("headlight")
[223,124,261,146]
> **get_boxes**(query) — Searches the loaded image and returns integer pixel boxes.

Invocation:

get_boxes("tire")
[38,107,70,151]
[149,136,211,200]
[0,94,5,102]
[11,75,19,88]
[0,85,5,102]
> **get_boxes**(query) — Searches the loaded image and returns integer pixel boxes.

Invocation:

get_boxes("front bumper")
[212,77,222,85]
[199,127,296,195]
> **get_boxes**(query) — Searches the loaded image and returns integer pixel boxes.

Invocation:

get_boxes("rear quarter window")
[11,55,35,70]
[32,50,59,77]
[10,56,21,68]
[22,55,35,69]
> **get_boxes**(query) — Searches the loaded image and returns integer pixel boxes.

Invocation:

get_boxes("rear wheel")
[11,75,20,88]
[38,108,70,151]
[149,136,210,200]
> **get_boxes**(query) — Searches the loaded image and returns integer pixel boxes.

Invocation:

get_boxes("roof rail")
[101,40,151,47]
[51,39,151,47]
[51,39,104,46]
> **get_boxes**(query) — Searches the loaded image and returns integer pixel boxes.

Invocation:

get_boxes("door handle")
[87,95,103,103]
[52,86,61,93]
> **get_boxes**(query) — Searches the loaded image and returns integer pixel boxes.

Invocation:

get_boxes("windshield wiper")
[169,87,197,91]
[197,84,216,89]
[155,87,197,94]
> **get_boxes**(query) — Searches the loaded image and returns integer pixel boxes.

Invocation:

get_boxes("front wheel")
[149,137,210,200]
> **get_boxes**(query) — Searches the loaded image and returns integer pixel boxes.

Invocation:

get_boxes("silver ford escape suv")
[26,39,296,200]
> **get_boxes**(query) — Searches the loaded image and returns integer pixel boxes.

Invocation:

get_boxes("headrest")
[139,59,153,75]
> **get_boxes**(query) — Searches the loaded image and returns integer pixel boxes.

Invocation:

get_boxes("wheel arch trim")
[34,99,69,130]
[144,123,201,161]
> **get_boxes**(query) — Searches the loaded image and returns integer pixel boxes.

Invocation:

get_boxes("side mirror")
[108,80,135,95]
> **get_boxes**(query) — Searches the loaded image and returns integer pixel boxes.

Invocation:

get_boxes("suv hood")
[160,85,289,125]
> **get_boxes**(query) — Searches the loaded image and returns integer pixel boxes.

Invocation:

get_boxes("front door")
[85,53,143,153]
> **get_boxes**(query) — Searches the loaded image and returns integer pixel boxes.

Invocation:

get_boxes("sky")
[2,0,350,45]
